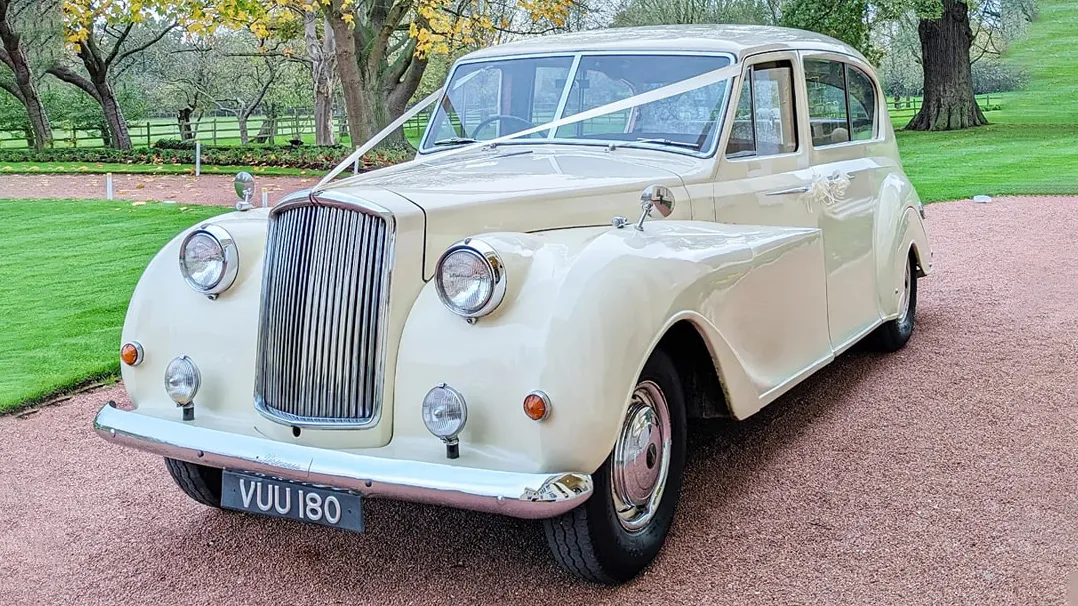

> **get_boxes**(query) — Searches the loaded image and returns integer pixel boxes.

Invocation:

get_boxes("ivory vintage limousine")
[95,25,932,583]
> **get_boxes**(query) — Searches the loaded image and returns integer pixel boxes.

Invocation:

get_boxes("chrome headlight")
[179,224,238,296]
[422,384,468,441]
[434,239,506,318]
[164,355,201,405]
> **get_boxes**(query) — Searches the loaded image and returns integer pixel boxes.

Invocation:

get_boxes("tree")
[321,0,576,147]
[304,11,337,145]
[905,0,986,130]
[612,0,776,28]
[54,1,214,148]
[0,0,54,149]
[207,37,281,145]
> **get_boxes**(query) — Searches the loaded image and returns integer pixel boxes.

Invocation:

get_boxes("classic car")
[95,24,932,583]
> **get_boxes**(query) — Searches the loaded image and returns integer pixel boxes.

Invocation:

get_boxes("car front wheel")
[542,349,686,583]
[164,457,223,509]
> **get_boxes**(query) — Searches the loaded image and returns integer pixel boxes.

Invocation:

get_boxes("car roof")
[461,25,867,63]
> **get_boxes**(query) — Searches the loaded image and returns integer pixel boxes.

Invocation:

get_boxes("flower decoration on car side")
[803,170,852,208]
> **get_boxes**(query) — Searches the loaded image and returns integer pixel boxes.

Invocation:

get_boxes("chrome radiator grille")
[255,196,392,427]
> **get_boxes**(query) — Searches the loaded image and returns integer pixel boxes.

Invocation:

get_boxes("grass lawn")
[0,162,314,177]
[0,199,227,413]
[892,0,1076,203]
[896,123,1078,202]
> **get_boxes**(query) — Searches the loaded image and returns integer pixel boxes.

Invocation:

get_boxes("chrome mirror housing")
[635,185,675,230]
[234,172,256,211]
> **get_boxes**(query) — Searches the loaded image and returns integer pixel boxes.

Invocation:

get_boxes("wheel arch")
[653,318,731,420]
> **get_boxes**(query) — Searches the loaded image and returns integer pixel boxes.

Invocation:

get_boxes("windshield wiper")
[433,136,478,146]
[632,137,702,150]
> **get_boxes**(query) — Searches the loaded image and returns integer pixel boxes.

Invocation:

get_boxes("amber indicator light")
[120,342,142,366]
[523,392,550,421]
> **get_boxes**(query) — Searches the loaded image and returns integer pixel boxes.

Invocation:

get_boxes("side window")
[805,59,879,146]
[805,59,849,146]
[726,77,755,157]
[724,61,798,158]
[846,66,876,141]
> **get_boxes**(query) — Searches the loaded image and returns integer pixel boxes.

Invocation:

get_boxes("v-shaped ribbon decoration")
[315,61,744,191]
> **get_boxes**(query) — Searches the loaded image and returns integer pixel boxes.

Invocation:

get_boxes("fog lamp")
[164,356,201,406]
[422,383,467,443]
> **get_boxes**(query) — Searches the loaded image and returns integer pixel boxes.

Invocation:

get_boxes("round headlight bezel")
[421,383,468,441]
[164,355,201,405]
[178,224,239,296]
[434,239,506,319]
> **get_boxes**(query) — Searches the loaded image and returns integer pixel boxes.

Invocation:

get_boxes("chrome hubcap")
[611,380,672,532]
[897,262,911,324]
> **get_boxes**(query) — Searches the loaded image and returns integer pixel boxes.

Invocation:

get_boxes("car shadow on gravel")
[141,348,889,599]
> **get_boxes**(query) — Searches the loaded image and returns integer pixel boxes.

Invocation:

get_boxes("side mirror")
[635,185,675,230]
[234,172,256,211]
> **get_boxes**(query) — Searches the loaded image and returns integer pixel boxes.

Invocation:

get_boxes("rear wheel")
[870,253,918,352]
[164,457,223,508]
[542,349,686,583]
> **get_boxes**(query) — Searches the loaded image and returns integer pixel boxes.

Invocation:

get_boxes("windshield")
[420,53,733,155]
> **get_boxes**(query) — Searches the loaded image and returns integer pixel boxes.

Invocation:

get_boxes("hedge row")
[0,145,410,171]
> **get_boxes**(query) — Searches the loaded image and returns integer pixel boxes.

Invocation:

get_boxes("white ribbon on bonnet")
[315,61,744,190]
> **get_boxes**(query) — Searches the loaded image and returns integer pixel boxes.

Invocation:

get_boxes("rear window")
[804,59,878,146]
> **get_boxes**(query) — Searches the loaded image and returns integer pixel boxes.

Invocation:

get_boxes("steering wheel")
[471,114,540,139]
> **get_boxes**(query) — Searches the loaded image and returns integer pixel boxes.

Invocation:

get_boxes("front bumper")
[94,402,593,519]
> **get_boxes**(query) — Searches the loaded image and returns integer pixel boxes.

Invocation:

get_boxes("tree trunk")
[254,106,277,144]
[326,8,368,147]
[306,13,336,146]
[99,120,112,147]
[237,111,250,145]
[177,107,194,141]
[906,0,987,131]
[0,2,51,149]
[96,78,131,148]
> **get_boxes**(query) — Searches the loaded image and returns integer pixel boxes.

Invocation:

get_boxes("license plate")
[220,470,364,532]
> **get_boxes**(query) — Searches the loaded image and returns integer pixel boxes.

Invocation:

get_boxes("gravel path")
[0,173,319,207]
[1,195,1075,605]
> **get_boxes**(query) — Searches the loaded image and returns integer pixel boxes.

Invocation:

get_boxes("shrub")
[0,145,410,172]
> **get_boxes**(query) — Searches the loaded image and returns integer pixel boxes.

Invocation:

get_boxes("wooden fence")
[0,94,1001,149]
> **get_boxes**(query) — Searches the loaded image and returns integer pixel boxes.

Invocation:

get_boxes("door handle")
[765,185,810,196]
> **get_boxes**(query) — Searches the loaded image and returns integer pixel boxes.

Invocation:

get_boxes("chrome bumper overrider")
[94,402,593,519]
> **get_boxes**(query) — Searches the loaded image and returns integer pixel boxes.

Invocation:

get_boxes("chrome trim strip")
[254,190,395,429]
[94,403,593,519]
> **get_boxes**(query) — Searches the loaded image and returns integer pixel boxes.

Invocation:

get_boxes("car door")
[711,51,832,401]
[801,52,882,351]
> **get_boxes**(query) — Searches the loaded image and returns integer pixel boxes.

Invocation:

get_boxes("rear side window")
[846,66,876,141]
[725,61,798,158]
[804,59,878,146]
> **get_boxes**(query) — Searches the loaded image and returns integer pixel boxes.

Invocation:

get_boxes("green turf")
[895,123,1078,202]
[0,199,228,412]
[892,0,1076,203]
[992,0,1076,125]
[0,162,314,176]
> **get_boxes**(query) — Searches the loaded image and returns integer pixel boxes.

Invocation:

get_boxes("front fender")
[393,220,828,475]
